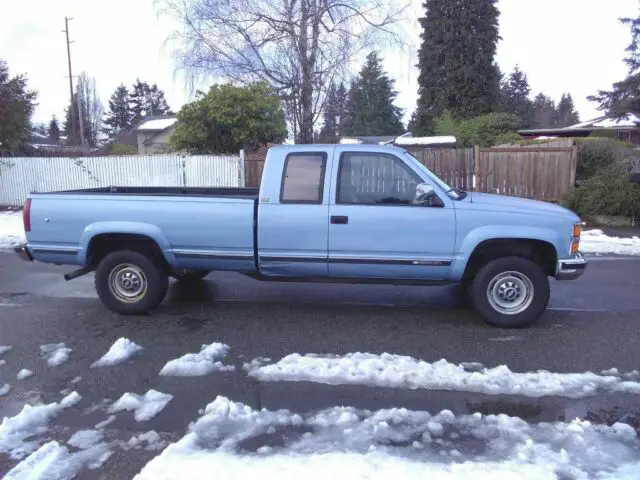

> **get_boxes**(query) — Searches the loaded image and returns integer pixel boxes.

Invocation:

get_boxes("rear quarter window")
[280,153,327,204]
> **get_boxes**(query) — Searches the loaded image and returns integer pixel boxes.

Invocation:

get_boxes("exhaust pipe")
[64,266,94,281]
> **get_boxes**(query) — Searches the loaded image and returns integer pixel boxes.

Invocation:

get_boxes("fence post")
[181,155,187,187]
[238,149,246,188]
[473,145,481,192]
[569,145,577,189]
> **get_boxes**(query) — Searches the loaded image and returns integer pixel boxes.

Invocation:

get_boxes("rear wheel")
[468,256,550,328]
[95,250,169,315]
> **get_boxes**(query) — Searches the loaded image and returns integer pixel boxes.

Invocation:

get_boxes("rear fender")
[78,222,176,266]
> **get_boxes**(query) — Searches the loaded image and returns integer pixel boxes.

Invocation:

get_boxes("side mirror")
[414,183,436,204]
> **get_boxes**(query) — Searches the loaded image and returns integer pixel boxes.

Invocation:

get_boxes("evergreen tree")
[411,0,501,134]
[104,84,132,137]
[554,93,580,127]
[0,59,37,153]
[130,79,171,124]
[500,66,533,128]
[531,93,556,129]
[62,94,81,146]
[589,10,640,115]
[48,115,60,144]
[341,52,404,136]
[318,82,340,142]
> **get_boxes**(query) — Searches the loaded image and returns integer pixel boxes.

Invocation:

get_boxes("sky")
[1,0,638,128]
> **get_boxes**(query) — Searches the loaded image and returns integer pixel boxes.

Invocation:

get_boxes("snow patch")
[94,415,116,429]
[133,396,640,480]
[0,383,10,395]
[4,440,112,480]
[247,353,640,398]
[137,118,177,131]
[91,337,142,367]
[0,212,26,249]
[67,430,104,449]
[124,431,166,451]
[109,390,173,421]
[0,345,12,356]
[581,229,640,256]
[40,343,72,367]
[159,343,234,376]
[60,391,82,408]
[17,369,33,380]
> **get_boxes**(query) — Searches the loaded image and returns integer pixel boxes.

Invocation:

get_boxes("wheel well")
[87,233,168,269]
[463,239,557,281]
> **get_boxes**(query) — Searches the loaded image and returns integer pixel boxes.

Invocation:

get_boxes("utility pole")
[63,17,79,147]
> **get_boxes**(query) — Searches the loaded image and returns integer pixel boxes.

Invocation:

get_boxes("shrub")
[434,111,520,147]
[109,143,138,155]
[564,160,640,219]
[575,137,638,181]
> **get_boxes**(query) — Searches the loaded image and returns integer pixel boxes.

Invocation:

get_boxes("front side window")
[280,153,326,203]
[337,152,422,205]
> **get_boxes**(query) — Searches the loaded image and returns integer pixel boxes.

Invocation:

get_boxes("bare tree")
[156,0,407,143]
[77,72,104,147]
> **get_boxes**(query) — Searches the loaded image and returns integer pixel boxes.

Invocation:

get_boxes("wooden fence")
[243,145,578,202]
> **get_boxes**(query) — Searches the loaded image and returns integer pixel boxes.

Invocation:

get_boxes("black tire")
[468,256,550,328]
[95,250,169,315]
[171,269,210,281]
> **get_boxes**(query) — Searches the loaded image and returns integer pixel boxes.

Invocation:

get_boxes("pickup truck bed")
[15,143,587,328]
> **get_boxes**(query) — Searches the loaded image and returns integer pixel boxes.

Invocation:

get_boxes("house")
[136,115,178,154]
[339,132,456,148]
[518,113,640,145]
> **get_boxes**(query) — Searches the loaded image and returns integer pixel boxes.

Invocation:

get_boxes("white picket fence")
[0,153,245,206]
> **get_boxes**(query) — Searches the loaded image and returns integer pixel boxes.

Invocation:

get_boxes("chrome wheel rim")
[486,271,534,315]
[108,264,147,303]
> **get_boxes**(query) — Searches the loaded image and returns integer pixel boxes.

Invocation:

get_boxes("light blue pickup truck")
[14,144,586,328]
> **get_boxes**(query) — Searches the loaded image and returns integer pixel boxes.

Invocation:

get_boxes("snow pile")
[67,430,104,449]
[134,396,640,480]
[247,353,640,398]
[0,212,25,249]
[4,440,112,480]
[91,337,143,367]
[159,343,235,376]
[109,390,173,422]
[40,343,72,367]
[581,229,640,256]
[0,391,82,459]
[16,369,33,380]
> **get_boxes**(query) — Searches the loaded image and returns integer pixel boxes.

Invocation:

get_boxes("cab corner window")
[337,152,421,205]
[280,153,326,204]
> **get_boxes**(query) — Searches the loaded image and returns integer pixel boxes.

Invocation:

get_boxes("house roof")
[518,112,640,138]
[137,116,178,132]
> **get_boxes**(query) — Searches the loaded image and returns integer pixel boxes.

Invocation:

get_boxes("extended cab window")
[280,153,326,203]
[337,152,421,205]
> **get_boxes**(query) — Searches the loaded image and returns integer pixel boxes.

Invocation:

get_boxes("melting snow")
[0,345,12,356]
[0,383,10,396]
[0,212,25,249]
[159,343,234,376]
[94,415,116,429]
[4,440,112,480]
[124,431,166,451]
[0,391,81,459]
[246,353,640,398]
[109,390,173,422]
[133,395,640,480]
[40,343,72,367]
[67,430,104,449]
[16,369,33,380]
[581,229,640,256]
[91,337,143,367]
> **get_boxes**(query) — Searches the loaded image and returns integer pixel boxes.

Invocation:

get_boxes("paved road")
[1,251,640,477]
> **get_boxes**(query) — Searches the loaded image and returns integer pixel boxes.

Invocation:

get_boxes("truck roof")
[267,143,409,155]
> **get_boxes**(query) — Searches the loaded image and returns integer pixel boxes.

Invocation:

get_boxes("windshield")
[403,151,464,200]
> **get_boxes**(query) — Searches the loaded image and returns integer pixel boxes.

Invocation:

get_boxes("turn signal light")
[571,240,579,254]
[572,224,581,238]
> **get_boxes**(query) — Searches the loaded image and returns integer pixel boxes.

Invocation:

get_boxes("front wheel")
[468,256,550,328]
[95,250,169,315]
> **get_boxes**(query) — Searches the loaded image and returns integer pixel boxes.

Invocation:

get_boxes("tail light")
[23,198,31,232]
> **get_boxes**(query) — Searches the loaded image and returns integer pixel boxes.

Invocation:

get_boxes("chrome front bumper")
[14,243,33,262]
[555,252,587,280]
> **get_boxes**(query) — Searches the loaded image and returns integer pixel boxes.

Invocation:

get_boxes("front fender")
[77,221,176,266]
[450,225,563,281]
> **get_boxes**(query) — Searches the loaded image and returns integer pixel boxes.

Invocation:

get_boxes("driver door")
[328,150,456,280]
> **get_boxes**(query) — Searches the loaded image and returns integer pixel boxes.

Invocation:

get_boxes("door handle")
[331,215,349,225]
